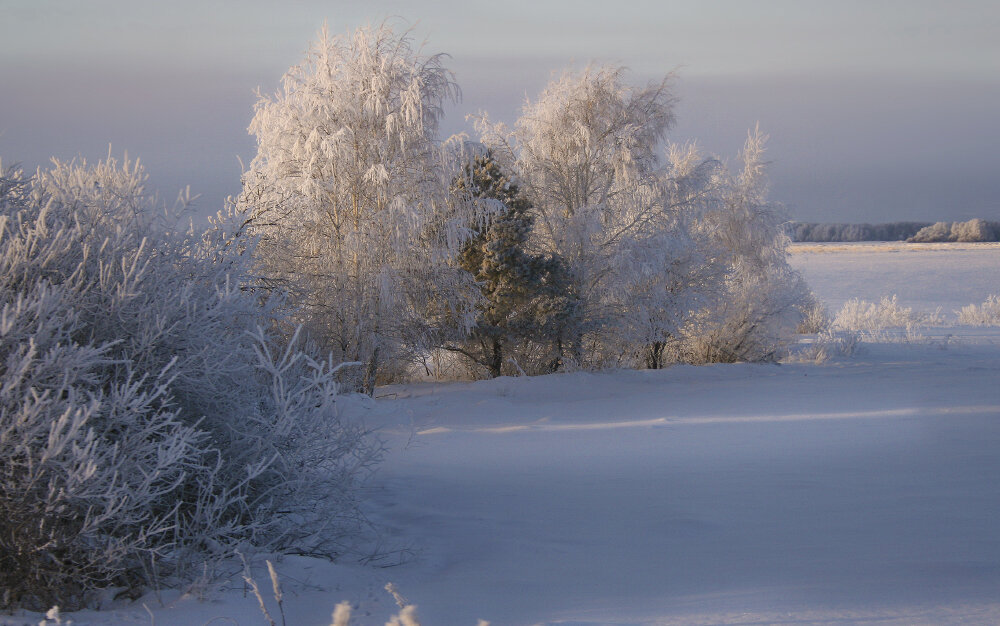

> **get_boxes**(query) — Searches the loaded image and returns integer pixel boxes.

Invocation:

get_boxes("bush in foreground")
[0,157,379,610]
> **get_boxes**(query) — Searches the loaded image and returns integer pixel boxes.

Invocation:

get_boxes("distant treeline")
[787,219,1000,242]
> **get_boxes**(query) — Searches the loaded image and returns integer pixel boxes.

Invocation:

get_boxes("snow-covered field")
[789,241,1000,318]
[5,243,1000,625]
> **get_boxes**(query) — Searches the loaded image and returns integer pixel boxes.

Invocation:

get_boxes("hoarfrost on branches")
[674,128,811,363]
[241,22,487,393]
[477,68,808,367]
[0,156,379,610]
[476,66,686,366]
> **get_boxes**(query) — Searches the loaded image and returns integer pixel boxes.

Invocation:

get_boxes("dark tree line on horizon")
[787,219,1000,242]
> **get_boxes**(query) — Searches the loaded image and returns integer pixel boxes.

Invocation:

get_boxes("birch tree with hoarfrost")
[241,22,483,393]
[670,129,811,363]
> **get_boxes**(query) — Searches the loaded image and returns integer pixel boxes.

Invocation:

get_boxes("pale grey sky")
[2,0,998,222]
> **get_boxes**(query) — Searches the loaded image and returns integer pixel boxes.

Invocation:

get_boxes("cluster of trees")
[1,20,813,609]
[788,219,1000,243]
[906,218,1000,242]
[240,23,811,385]
[787,222,932,242]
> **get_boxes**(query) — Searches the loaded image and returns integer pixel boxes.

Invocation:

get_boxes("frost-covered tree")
[0,156,379,609]
[907,221,953,243]
[479,67,808,366]
[477,66,686,367]
[447,153,577,377]
[908,218,998,243]
[952,218,998,242]
[241,22,482,393]
[670,129,810,363]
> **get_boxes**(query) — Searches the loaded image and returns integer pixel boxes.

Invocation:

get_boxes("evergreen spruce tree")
[450,155,576,377]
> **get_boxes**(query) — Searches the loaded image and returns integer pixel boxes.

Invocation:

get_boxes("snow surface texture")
[789,241,1000,317]
[4,243,1000,624]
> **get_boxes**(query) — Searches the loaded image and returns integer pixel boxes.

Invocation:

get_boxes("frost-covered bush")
[674,266,809,363]
[956,294,1000,326]
[831,295,941,338]
[833,295,917,332]
[796,292,829,334]
[0,158,379,610]
[789,329,860,363]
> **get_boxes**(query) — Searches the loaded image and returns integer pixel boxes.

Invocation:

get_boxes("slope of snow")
[4,244,1000,626]
[353,340,1000,625]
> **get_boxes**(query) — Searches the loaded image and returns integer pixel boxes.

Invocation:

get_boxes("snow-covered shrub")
[0,157,379,610]
[791,329,860,363]
[796,292,829,334]
[831,295,941,335]
[675,267,809,363]
[0,283,204,609]
[956,294,1000,326]
[829,295,940,346]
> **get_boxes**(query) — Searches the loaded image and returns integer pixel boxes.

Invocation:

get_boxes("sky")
[1,0,998,224]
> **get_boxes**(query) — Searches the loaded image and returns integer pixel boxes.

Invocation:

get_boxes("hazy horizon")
[3,0,998,223]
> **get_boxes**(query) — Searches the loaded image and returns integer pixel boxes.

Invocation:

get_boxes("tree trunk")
[645,341,665,369]
[488,338,503,378]
[362,345,379,396]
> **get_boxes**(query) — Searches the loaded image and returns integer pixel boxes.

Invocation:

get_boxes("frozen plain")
[4,242,1000,625]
